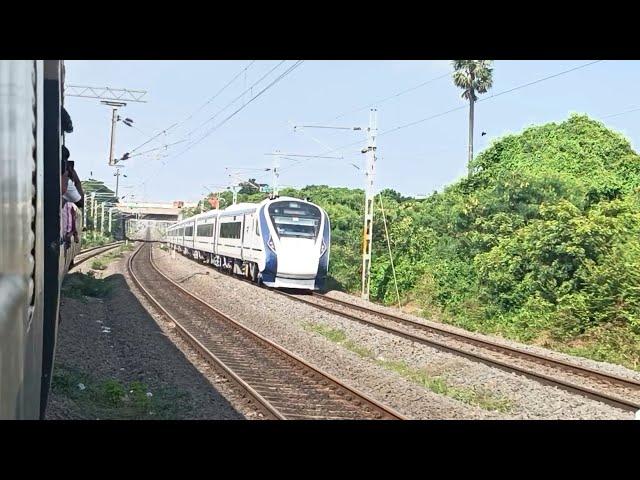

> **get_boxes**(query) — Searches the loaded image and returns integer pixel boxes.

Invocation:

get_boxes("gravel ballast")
[46,244,257,420]
[152,246,636,420]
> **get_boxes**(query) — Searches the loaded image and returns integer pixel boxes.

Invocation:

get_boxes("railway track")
[71,241,126,269]
[276,290,640,413]
[128,243,404,420]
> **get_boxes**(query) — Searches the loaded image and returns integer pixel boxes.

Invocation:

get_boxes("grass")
[120,242,135,252]
[89,244,133,271]
[454,314,640,373]
[82,232,111,249]
[553,323,640,371]
[51,364,191,419]
[61,271,114,300]
[378,358,512,412]
[91,258,108,270]
[303,322,512,412]
[305,323,347,343]
[409,295,640,373]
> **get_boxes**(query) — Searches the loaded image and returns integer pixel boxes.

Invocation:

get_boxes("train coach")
[166,196,330,290]
[0,60,82,419]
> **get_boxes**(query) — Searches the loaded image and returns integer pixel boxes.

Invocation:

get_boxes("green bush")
[182,115,640,370]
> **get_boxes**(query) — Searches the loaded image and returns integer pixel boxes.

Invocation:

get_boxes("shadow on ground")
[47,271,245,420]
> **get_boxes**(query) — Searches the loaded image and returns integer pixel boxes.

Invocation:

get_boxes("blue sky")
[64,60,640,203]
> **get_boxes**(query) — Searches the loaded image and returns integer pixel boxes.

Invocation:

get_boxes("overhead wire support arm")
[264,153,344,160]
[65,85,148,103]
[291,112,378,300]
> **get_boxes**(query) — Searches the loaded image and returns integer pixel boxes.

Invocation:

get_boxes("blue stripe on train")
[315,211,331,290]
[258,205,277,283]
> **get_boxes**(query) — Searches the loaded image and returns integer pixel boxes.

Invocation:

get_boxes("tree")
[239,178,263,195]
[452,60,494,178]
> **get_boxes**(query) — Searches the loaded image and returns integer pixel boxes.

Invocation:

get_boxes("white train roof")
[168,196,322,229]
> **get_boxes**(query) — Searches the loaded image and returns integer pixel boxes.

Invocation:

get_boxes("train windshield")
[268,201,322,239]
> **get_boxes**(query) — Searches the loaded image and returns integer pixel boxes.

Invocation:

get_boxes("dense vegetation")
[186,115,640,370]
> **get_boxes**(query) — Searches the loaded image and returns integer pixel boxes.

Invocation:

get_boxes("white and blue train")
[166,196,331,290]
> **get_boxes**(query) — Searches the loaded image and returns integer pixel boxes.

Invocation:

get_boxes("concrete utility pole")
[114,166,126,199]
[108,207,113,233]
[225,169,254,205]
[291,114,376,300]
[91,192,96,229]
[83,194,88,228]
[100,202,105,234]
[102,101,127,166]
[64,86,146,167]
[361,109,378,301]
[272,151,281,197]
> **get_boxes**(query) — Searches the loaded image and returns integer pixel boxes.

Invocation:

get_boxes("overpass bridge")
[119,201,197,241]
[126,219,173,242]
[116,201,197,221]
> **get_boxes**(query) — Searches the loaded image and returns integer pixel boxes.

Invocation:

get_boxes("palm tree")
[452,60,494,177]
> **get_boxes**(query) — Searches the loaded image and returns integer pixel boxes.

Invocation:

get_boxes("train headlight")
[320,239,327,257]
[267,236,276,253]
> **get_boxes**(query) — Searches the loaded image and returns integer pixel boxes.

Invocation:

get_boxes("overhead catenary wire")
[601,105,640,119]
[126,60,257,155]
[131,61,290,165]
[324,70,453,124]
[123,139,188,160]
[130,61,305,191]
[380,60,604,138]
[131,60,604,200]
[310,60,606,159]
[168,60,304,161]
[183,61,288,139]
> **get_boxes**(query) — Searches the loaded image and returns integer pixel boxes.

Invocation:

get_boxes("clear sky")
[64,60,640,203]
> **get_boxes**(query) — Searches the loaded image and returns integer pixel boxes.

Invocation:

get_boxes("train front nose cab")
[276,237,321,277]
[267,199,324,287]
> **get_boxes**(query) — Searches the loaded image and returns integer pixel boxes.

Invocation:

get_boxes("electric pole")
[100,202,105,234]
[225,169,255,205]
[361,109,377,301]
[273,150,281,197]
[108,207,113,234]
[114,166,126,199]
[64,85,146,166]
[83,194,88,229]
[91,192,96,229]
[291,113,376,300]
[102,101,127,166]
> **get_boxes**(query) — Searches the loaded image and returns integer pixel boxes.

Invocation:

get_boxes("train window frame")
[220,221,242,239]
[185,225,194,237]
[197,223,214,237]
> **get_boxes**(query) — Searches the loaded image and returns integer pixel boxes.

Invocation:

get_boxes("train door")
[243,212,259,260]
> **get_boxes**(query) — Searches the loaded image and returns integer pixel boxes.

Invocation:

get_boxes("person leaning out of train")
[60,146,83,246]
[61,146,84,208]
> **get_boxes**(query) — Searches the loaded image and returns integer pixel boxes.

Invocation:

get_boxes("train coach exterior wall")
[0,60,43,419]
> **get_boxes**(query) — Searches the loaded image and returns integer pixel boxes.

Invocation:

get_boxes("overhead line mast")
[361,109,377,301]
[292,108,377,300]
[64,85,148,167]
